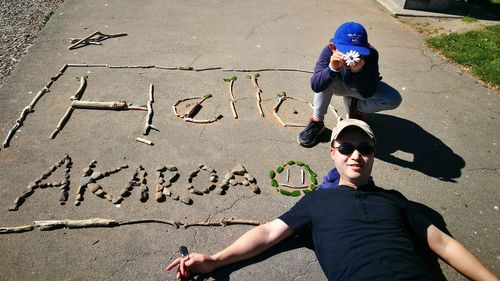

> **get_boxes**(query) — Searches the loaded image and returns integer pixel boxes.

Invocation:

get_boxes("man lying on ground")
[167,119,498,281]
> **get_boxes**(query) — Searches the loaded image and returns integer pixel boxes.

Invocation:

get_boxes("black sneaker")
[297,119,325,147]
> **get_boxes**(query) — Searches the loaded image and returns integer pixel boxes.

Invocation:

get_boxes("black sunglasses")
[334,143,375,156]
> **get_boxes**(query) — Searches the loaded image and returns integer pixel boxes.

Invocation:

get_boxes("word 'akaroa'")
[8,155,260,211]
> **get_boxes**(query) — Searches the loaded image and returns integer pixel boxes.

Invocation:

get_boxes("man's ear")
[329,42,336,51]
[330,147,336,159]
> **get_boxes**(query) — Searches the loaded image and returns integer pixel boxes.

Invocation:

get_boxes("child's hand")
[349,59,365,73]
[330,50,345,71]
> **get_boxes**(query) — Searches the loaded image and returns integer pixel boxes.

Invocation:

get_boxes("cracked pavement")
[0,0,498,280]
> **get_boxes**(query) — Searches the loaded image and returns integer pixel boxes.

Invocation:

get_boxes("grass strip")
[426,24,500,88]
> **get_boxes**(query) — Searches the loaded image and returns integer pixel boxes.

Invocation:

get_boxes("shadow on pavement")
[194,202,450,281]
[367,113,465,183]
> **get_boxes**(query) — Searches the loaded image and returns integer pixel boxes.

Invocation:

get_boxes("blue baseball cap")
[331,22,370,56]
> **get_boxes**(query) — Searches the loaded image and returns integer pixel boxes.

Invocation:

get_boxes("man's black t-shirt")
[279,182,434,281]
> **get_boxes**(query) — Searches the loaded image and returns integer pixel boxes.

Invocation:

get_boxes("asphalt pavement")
[0,0,498,280]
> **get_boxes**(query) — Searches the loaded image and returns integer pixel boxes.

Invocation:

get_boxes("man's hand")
[166,253,217,280]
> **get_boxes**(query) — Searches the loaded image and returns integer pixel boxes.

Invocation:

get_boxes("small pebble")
[156,165,166,172]
[87,183,101,193]
[140,191,148,202]
[112,196,123,204]
[156,191,165,202]
[229,179,237,186]
[82,167,92,175]
[42,171,52,179]
[241,180,250,186]
[94,189,105,197]
[224,173,234,180]
[163,188,171,196]
[180,196,193,205]
[186,183,193,189]
[167,166,178,172]
[244,173,255,182]
[8,205,19,211]
[250,184,260,194]
[80,176,92,187]
[90,172,103,180]
[231,163,247,175]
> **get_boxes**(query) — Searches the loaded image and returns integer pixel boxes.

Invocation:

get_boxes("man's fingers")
[179,256,190,277]
[166,258,181,271]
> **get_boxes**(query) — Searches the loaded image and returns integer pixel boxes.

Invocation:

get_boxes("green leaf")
[269,170,276,179]
[276,91,287,97]
[276,166,284,173]
[271,179,278,187]
[290,190,301,197]
[310,175,318,185]
[287,160,296,165]
[279,189,291,196]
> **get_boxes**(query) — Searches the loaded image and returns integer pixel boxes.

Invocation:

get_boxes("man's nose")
[350,149,362,160]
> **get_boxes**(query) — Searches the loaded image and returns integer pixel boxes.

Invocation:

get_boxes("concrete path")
[0,0,498,280]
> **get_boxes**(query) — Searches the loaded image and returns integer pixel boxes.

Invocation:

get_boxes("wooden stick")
[272,110,286,126]
[59,64,68,73]
[2,106,32,147]
[71,100,129,110]
[143,100,154,135]
[222,68,312,74]
[229,80,236,101]
[230,101,238,119]
[28,88,48,109]
[68,31,127,50]
[0,225,34,234]
[183,218,263,229]
[278,183,308,189]
[248,74,265,117]
[50,106,74,139]
[284,123,307,127]
[34,218,118,230]
[136,137,153,145]
[257,98,264,117]
[70,76,87,100]
[0,218,265,234]
[149,84,154,103]
[184,115,222,124]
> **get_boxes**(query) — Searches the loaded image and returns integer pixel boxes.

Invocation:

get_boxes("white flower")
[343,50,360,67]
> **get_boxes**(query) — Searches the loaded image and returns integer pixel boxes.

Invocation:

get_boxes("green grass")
[461,16,478,23]
[426,24,500,89]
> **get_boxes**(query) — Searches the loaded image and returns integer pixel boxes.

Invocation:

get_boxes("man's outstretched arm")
[166,219,294,279]
[427,224,498,281]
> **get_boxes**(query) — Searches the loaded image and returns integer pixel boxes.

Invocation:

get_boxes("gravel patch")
[0,0,64,88]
